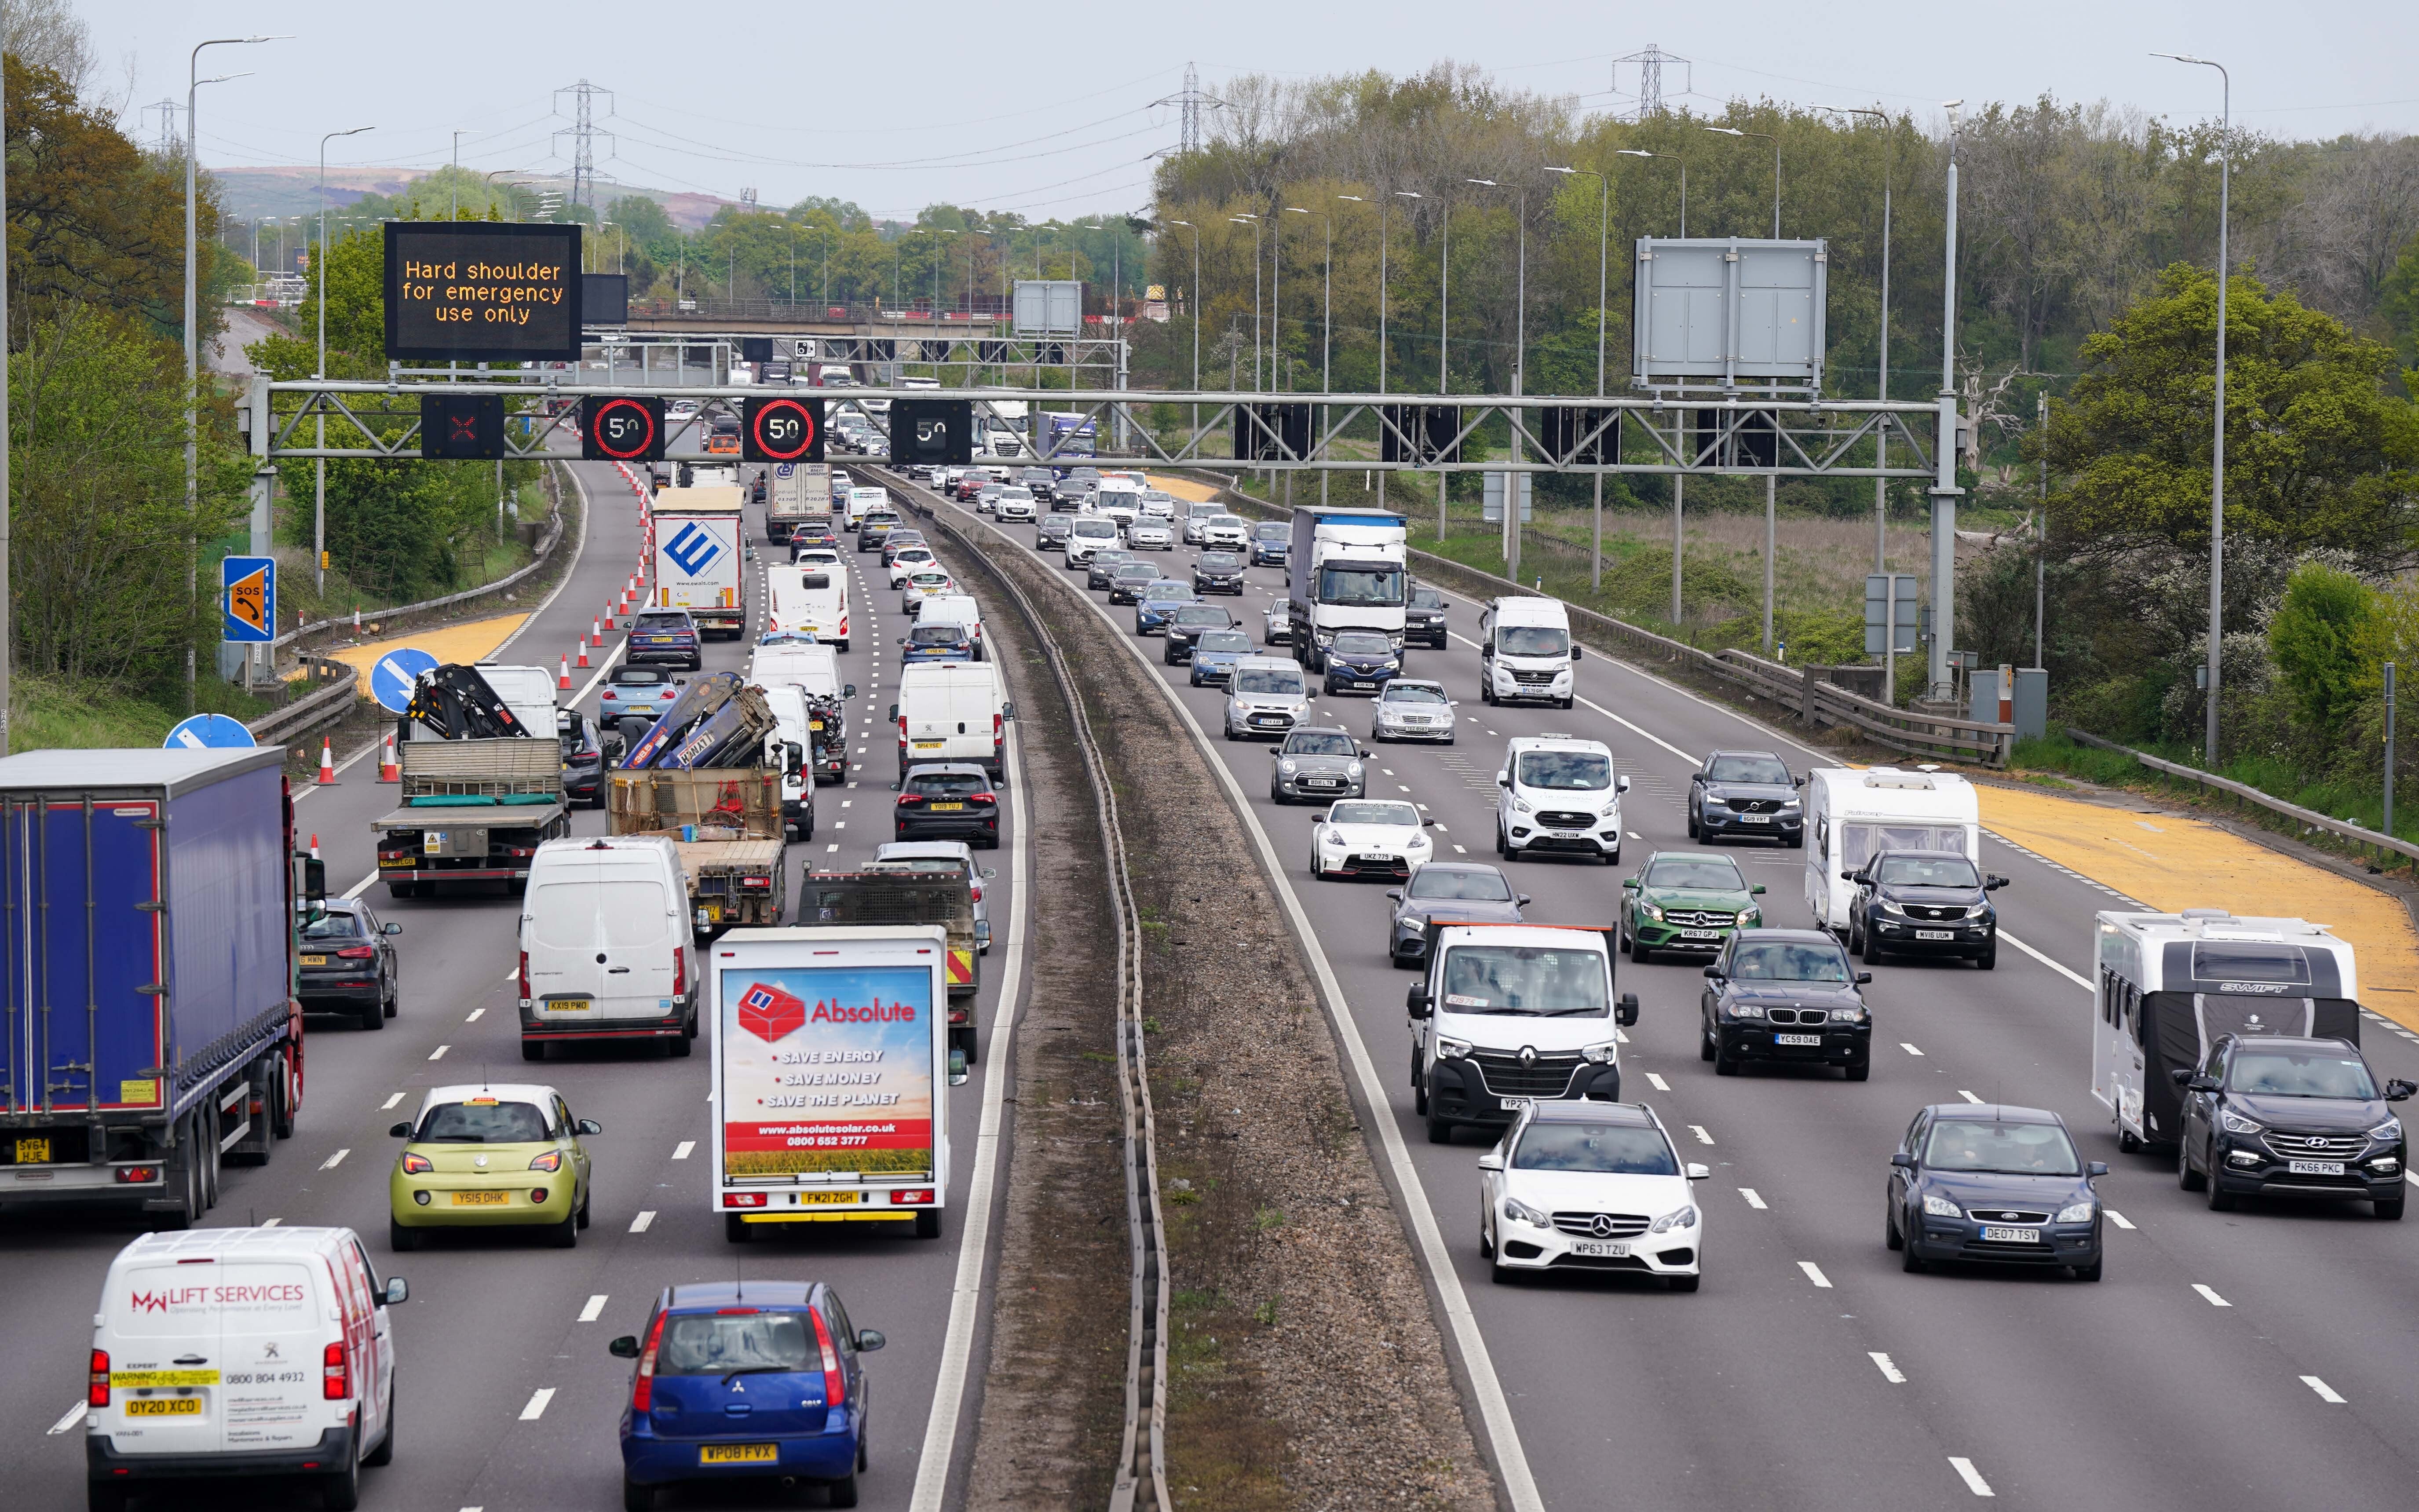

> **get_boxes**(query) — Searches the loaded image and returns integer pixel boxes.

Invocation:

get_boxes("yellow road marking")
[312,614,533,694]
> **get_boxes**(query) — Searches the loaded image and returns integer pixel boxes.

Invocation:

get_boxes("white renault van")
[88,1225,406,1511]
[894,660,1012,784]
[519,837,696,1059]
[1478,598,1582,709]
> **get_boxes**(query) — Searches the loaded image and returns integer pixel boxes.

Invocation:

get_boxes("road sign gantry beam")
[254,378,1949,479]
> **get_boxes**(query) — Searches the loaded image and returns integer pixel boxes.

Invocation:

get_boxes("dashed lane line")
[47,1402,86,1435]
[518,1388,555,1421]
[1644,1071,1670,1092]
[2107,1210,2135,1230]
[2193,1283,2232,1307]
[1798,1260,1833,1289]
[1948,1457,1996,1497]
[578,1295,607,1323]
[1688,1124,1714,1144]
[672,1140,695,1160]
[2302,1376,2346,1403]
[1958,1090,1984,1103]
[1869,1352,1906,1384]
[381,1092,405,1110]
[629,1210,656,1233]
[1901,1043,1925,1056]
[320,1148,349,1171]
[1738,1188,1767,1209]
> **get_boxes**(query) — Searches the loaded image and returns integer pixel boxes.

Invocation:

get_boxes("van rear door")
[529,866,679,1022]
[108,1254,324,1455]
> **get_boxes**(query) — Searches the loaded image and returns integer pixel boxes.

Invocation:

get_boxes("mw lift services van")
[1802,765,1981,935]
[710,925,955,1242]
[2091,909,2364,1151]
[87,1224,407,1511]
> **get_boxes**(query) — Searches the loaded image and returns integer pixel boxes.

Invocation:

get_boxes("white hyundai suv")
[1478,1098,1708,1289]
[1495,734,1627,864]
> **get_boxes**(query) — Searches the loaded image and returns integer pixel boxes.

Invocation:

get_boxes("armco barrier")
[245,656,358,746]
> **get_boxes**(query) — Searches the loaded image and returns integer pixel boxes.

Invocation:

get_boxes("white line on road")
[381,1092,405,1110]
[578,1295,607,1323]
[2193,1283,2232,1307]
[1738,1188,1767,1209]
[2302,1375,2346,1403]
[1798,1260,1833,1288]
[1644,1071,1670,1092]
[465,1008,484,1023]
[1688,1124,1714,1144]
[518,1388,554,1421]
[320,1148,348,1171]
[501,964,519,982]
[1999,928,2093,991]
[48,1402,87,1434]
[1948,1457,1996,1497]
[1901,1042,1925,1056]
[429,1045,449,1061]
[2107,1210,2136,1230]
[261,1217,281,1227]
[1452,844,1467,854]
[1868,1351,1906,1384]
[630,1210,655,1233]
[343,870,378,900]
[1958,1089,1983,1103]
[672,1140,695,1160]
[827,844,840,853]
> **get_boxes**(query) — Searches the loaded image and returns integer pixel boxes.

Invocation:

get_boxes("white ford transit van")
[1478,597,1581,708]
[518,837,697,1059]
[88,1225,406,1509]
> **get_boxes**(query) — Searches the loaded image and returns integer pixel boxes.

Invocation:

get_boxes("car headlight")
[1741,907,1761,925]
[1877,898,1907,915]
[2218,1109,2262,1136]
[1922,1193,1962,1218]
[1640,902,1665,922]
[1599,800,1622,818]
[400,1151,431,1175]
[1701,793,1729,810]
[1579,1041,1619,1064]
[1780,798,1801,810]
[1831,1004,1867,1023]
[528,1150,564,1172]
[2055,1199,2097,1224]
[1435,1037,1472,1060]
[1726,1001,1763,1019]
[1502,1196,1550,1229]
[1279,758,1298,774]
[1649,1203,1699,1234]
[1966,904,1991,920]
[1510,796,1533,814]
[2369,1118,2404,1143]
[1409,833,1432,848]
[1346,763,1364,778]
[1322,831,1345,846]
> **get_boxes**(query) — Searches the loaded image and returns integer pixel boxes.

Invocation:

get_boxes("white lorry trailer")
[765,462,833,544]
[652,484,747,639]
[1286,506,1410,670]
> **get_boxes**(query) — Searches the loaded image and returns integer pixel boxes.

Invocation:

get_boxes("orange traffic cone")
[317,740,336,786]
[591,615,605,645]
[557,656,572,690]
[378,731,400,782]
[310,834,321,859]
[576,640,592,670]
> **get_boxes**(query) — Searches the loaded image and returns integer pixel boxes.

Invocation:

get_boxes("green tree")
[2268,560,2384,740]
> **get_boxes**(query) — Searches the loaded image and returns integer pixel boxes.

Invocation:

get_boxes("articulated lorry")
[764,461,833,544]
[654,483,747,639]
[0,748,318,1228]
[1287,506,1410,670]
[799,868,989,1063]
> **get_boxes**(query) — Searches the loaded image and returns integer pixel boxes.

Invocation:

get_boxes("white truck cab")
[1478,597,1581,708]
[1495,734,1627,862]
[1406,921,1638,1144]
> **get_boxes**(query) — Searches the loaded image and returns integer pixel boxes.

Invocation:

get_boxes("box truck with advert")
[711,924,953,1241]
[1287,506,1409,669]
[652,485,746,639]
[0,747,315,1229]
[765,462,833,544]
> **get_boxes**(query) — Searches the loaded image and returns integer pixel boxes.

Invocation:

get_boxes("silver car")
[1224,656,1309,741]
[1263,600,1292,645]
[1371,678,1458,744]
[867,841,997,953]
[1270,726,1367,803]
[1127,518,1175,550]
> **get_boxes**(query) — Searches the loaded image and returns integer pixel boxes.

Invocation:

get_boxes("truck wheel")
[914,1209,943,1240]
[271,1058,296,1139]
[724,1213,752,1244]
[387,883,419,902]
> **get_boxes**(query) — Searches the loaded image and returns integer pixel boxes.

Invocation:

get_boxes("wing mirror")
[1890,1152,1916,1170]
[2387,1079,2417,1102]
[1616,774,1630,793]
[856,1329,886,1353]
[1985,875,2009,890]
[1839,870,1862,883]
[1358,746,1371,759]
[389,1122,413,1138]
[1003,701,1016,721]
[382,1277,409,1306]
[1794,774,1806,786]
[1702,964,1724,979]
[1621,877,1640,889]
[1615,992,1640,1027]
[1406,982,1432,1019]
[841,683,857,698]
[974,920,993,945]
[1750,884,1767,895]
[1685,1163,1710,1181]
[1571,644,1584,660]
[1496,771,1510,788]
[1385,889,1404,902]
[1854,972,1873,986]
[1515,895,1531,907]
[1476,1152,1504,1172]
[577,1118,604,1136]
[982,867,997,879]
[382,922,403,935]
[2186,1074,2221,1093]
[888,704,899,722]
[2086,1161,2109,1178]
[608,1336,641,1359]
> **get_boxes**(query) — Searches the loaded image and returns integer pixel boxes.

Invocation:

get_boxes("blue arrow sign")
[164,713,257,750]
[221,555,277,643]
[370,648,440,714]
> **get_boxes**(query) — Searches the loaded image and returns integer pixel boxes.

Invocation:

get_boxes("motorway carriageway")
[891,469,2419,1512]
[0,450,1026,1512]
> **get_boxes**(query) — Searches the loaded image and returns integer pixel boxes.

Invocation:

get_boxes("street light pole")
[1468,179,1526,576]
[1825,105,1896,579]
[1337,195,1387,395]
[1546,165,1610,590]
[1227,215,1261,391]
[2158,52,2231,767]
[1168,222,1202,391]
[316,125,373,598]
[1931,101,1966,702]
[1396,190,1447,539]
[1285,207,1333,501]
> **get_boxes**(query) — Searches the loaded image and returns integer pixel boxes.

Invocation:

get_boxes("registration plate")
[913,740,945,750]
[550,999,591,1013]
[929,801,965,811]
[301,955,329,967]
[2289,1159,2347,1176]
[1980,1225,2041,1243]
[1570,1240,1629,1258]
[1679,928,1720,940]
[1499,1097,1530,1112]
[1916,929,1954,941]
[1775,1033,1823,1047]
[1742,813,1771,824]
[800,1191,862,1205]
[1352,680,1378,689]
[15,1137,50,1164]
[124,1398,203,1417]
[452,1191,510,1205]
[700,1443,780,1465]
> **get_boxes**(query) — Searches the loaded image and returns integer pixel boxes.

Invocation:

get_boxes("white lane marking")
[1688,1124,1714,1144]
[2302,1375,2346,1404]
[2107,1210,2136,1230]
[1948,1457,1996,1497]
[1999,928,2093,992]
[1577,695,1698,765]
[47,1402,86,1435]
[1798,1260,1833,1288]
[2193,1283,2231,1307]
[1452,844,1467,854]
[827,844,840,853]
[381,1092,405,1110]
[343,870,378,900]
[1644,1071,1670,1092]
[502,964,519,982]
[465,1008,484,1023]
[629,1210,655,1233]
[1901,1042,1925,1056]
[1738,1187,1767,1209]
[672,1140,695,1160]
[1869,1351,1906,1383]
[518,1388,555,1421]
[1958,1089,1983,1103]
[834,821,845,829]
[429,1045,449,1061]
[320,1148,348,1171]
[578,1295,607,1323]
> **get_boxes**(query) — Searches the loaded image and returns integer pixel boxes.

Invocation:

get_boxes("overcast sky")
[90,0,2419,221]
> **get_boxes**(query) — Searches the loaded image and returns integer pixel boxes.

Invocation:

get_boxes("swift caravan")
[1801,767,1981,934]
[764,563,850,650]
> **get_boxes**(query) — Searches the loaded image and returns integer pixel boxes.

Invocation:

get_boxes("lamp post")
[2157,52,2231,767]
[186,34,281,699]
[1546,164,1610,590]
[1286,206,1332,501]
[316,125,373,597]
[1396,190,1447,538]
[1930,100,1966,702]
[1620,148,1692,621]
[1819,105,1897,587]
[1466,178,1527,575]
[1227,215,1261,392]
[1703,125,1781,237]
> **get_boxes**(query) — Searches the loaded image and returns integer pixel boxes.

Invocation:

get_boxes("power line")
[552,79,616,220]
[1612,44,1691,120]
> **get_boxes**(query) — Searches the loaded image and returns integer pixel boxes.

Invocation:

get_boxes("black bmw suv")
[1701,929,1873,1079]
[2174,1035,2413,1218]
[1845,849,2006,968]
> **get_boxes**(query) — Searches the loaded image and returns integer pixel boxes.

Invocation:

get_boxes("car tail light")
[518,950,530,1006]
[336,945,376,960]
[993,713,1003,749]
[897,793,921,807]
[722,1191,768,1208]
[630,1311,666,1411]
[89,1349,110,1408]
[528,1150,563,1172]
[890,1188,935,1205]
[401,1151,432,1174]
[972,792,996,805]
[810,1305,846,1407]
[322,1340,350,1401]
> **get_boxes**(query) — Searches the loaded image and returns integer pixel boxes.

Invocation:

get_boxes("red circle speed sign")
[748,397,818,461]
[587,396,659,461]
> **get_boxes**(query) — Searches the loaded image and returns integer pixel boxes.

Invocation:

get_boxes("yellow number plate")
[124,1398,203,1417]
[15,1137,50,1164]
[549,999,591,1013]
[700,1443,780,1465]
[451,1191,511,1205]
[912,740,945,750]
[300,955,328,967]
[929,801,965,811]
[800,1190,862,1205]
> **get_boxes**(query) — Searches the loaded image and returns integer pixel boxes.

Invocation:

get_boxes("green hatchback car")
[1620,851,1765,962]
[388,1082,599,1252]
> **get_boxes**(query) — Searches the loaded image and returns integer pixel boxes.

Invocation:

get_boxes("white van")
[1064,514,1122,566]
[917,592,985,661]
[894,661,1012,783]
[468,662,558,739]
[88,1225,406,1507]
[748,641,852,704]
[1092,481,1144,525]
[843,486,890,529]
[1801,766,1982,935]
[764,563,851,650]
[519,837,697,1058]
[1477,598,1581,709]
[759,683,818,839]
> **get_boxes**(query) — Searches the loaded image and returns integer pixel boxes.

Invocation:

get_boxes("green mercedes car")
[1619,850,1765,962]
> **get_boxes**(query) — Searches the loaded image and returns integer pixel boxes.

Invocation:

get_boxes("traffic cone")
[378,731,400,783]
[576,640,591,670]
[317,740,336,786]
[558,656,571,690]
[591,615,605,645]
[310,834,321,859]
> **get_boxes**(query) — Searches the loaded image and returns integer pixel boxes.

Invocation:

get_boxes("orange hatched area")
[1145,473,1220,503]
[308,613,533,694]
[1977,783,2419,1033]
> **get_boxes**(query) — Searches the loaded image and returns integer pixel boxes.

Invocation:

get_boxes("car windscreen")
[1195,630,1252,653]
[1317,564,1406,606]
[635,613,691,632]
[1253,523,1287,539]
[1725,940,1853,982]
[1285,731,1355,756]
[1642,857,1746,891]
[656,1311,815,1377]
[1173,607,1229,626]
[1235,668,1304,695]
[1208,516,1243,530]
[1873,855,1981,888]
[1114,565,1160,581]
[1922,1119,2083,1176]
[909,624,968,645]
[1071,519,1118,537]
[1513,1121,1678,1174]
[1411,587,1445,608]
[1143,582,1193,599]
[299,910,364,940]
[416,1100,550,1143]
[1329,801,1419,827]
[1496,624,1569,657]
[1516,751,1611,790]
[1331,633,1394,657]
[907,771,990,798]
[2225,1050,2378,1099]
[1382,683,1450,705]
[1408,868,1514,902]
[1707,755,1792,784]
[1438,945,1609,1016]
[1199,552,1241,570]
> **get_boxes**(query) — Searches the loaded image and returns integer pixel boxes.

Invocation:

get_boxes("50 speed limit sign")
[742,396,824,463]
[581,394,665,461]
